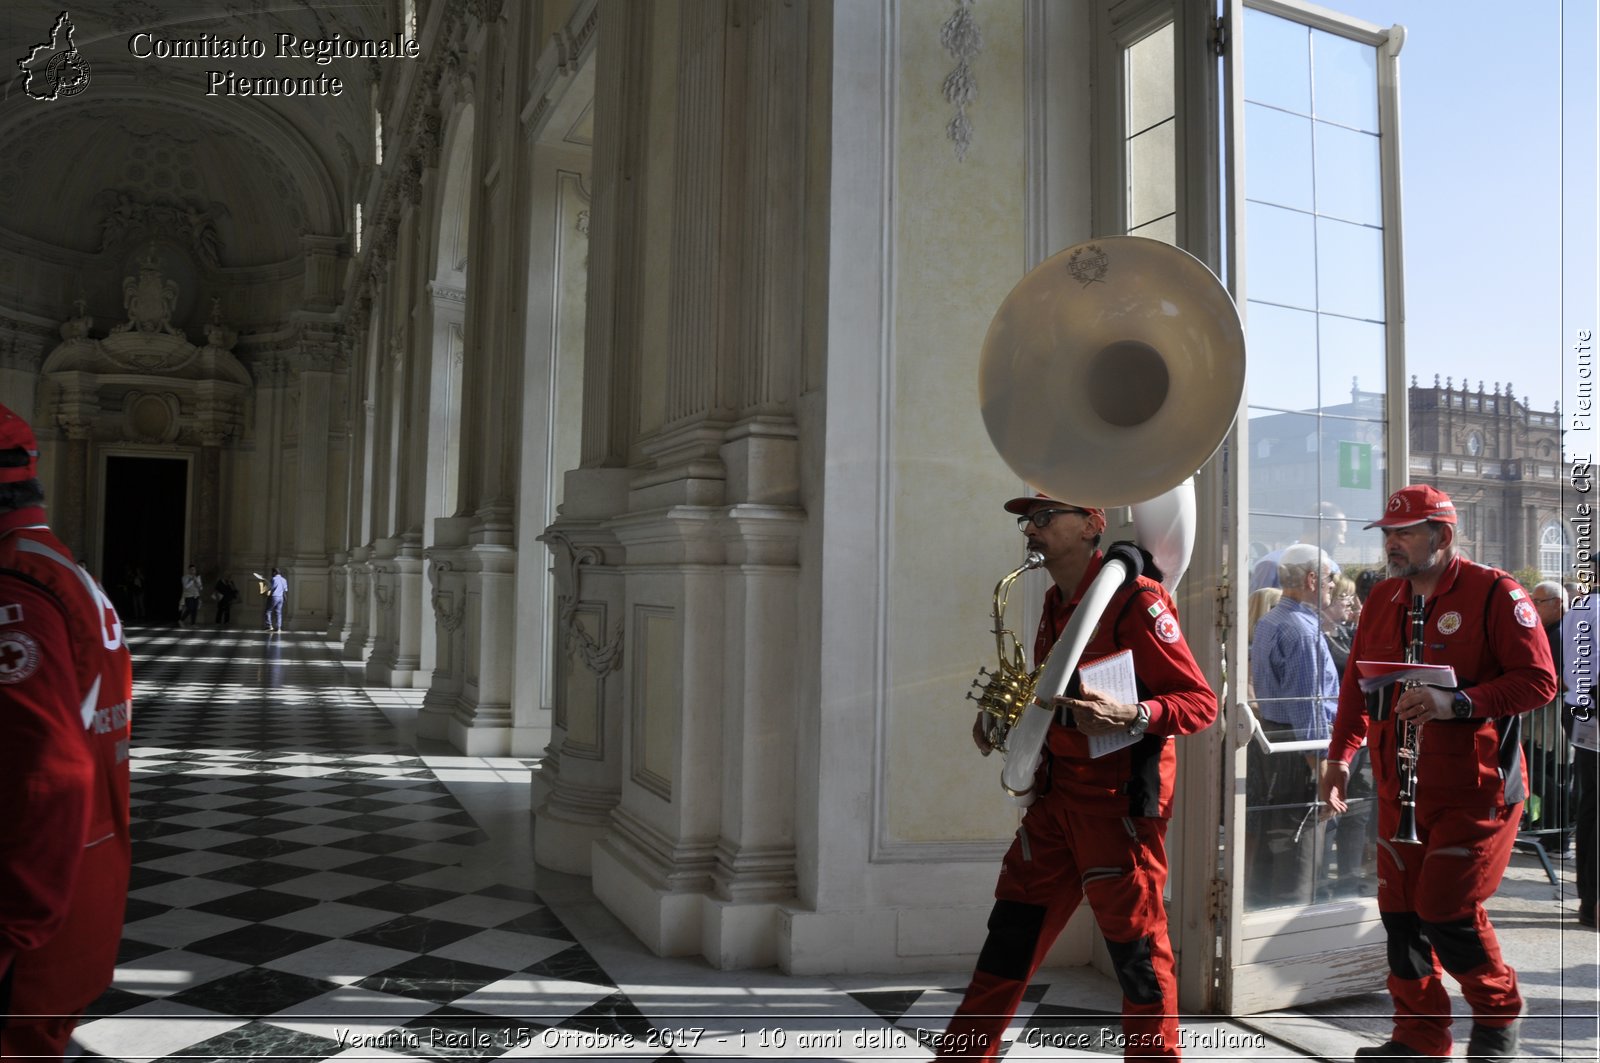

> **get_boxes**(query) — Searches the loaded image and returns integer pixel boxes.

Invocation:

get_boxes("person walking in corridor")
[179,564,202,625]
[264,567,288,632]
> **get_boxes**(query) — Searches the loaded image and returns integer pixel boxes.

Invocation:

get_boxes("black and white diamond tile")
[63,629,1310,1063]
[71,630,670,1063]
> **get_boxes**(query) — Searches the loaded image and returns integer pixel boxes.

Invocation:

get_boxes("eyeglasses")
[1533,597,1561,605]
[1017,507,1090,532]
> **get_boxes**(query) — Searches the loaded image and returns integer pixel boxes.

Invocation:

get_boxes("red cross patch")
[0,632,40,683]
[1513,600,1539,629]
[1155,612,1182,644]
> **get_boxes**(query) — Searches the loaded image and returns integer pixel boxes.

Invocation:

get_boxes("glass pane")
[1130,214,1177,244]
[1247,202,1316,311]
[1129,120,1176,229]
[1315,217,1385,320]
[1319,315,1386,416]
[1243,740,1376,910]
[1320,425,1390,571]
[1247,408,1322,520]
[1314,123,1382,226]
[1243,8,1311,115]
[1312,28,1380,133]
[1246,302,1318,412]
[1246,103,1313,212]
[1127,22,1175,133]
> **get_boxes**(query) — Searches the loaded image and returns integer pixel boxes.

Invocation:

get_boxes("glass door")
[1220,0,1410,1011]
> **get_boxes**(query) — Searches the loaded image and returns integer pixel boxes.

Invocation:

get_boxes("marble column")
[583,0,812,970]
[289,353,335,629]
[436,13,525,754]
[193,442,223,578]
[342,545,376,661]
[419,516,473,739]
[328,551,350,641]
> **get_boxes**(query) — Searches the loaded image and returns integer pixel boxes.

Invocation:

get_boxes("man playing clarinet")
[1320,485,1556,1062]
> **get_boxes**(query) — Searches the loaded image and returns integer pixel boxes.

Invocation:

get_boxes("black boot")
[1464,1020,1518,1063]
[1353,1042,1430,1058]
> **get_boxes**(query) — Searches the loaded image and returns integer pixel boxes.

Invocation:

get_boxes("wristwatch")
[1128,701,1151,736]
[1451,689,1474,720]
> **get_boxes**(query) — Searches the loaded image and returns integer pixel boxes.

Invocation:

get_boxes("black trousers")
[1576,746,1598,906]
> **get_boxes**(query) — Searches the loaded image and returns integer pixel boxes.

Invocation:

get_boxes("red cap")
[1364,484,1457,529]
[0,403,38,484]
[1002,491,1105,521]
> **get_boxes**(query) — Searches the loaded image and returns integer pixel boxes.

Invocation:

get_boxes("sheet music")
[1355,659,1458,693]
[1078,649,1141,759]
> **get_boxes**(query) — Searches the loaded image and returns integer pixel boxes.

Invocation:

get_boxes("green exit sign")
[1339,441,1373,489]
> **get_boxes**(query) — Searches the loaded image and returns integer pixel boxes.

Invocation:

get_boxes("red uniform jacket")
[1035,551,1217,818]
[0,508,133,1013]
[1327,555,1556,808]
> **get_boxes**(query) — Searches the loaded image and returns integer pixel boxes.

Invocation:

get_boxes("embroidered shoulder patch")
[1154,612,1182,644]
[1513,599,1539,628]
[0,604,21,625]
[1437,611,1463,635]
[1509,587,1527,600]
[1147,601,1164,617]
[0,631,41,683]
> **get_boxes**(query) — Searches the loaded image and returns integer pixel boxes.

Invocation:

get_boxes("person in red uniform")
[936,494,1217,1061]
[0,402,134,1057]
[1320,485,1555,1062]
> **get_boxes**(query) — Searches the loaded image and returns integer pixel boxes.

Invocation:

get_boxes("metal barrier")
[1517,699,1572,893]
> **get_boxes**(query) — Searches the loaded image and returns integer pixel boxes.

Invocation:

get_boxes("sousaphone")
[972,236,1245,804]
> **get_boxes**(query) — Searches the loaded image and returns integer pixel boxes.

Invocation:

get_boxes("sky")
[1321,0,1597,418]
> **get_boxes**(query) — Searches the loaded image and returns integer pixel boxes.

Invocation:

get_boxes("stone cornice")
[520,0,599,136]
[348,0,476,321]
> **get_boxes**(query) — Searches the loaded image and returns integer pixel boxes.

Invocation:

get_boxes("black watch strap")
[1452,689,1473,719]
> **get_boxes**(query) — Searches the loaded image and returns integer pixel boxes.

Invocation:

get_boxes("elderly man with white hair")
[1247,542,1341,906]
[1254,543,1342,743]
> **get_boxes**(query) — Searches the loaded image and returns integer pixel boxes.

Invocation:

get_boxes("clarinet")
[1390,594,1426,845]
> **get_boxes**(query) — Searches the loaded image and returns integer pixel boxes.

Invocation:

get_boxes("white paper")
[1575,714,1599,753]
[1077,649,1142,759]
[1355,660,1458,693]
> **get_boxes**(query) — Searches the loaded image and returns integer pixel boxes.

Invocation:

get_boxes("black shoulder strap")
[0,564,72,623]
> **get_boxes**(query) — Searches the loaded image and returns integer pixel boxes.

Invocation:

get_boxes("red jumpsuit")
[939,552,1216,1061]
[0,508,134,1057]
[1327,556,1555,1058]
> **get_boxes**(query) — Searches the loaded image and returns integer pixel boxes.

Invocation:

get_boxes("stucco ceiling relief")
[99,192,227,270]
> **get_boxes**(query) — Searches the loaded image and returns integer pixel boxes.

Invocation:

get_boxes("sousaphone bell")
[972,236,1246,804]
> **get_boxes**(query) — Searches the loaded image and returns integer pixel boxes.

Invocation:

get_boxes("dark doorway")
[102,456,188,624]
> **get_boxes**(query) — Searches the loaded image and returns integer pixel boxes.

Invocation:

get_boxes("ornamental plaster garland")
[544,531,623,676]
[940,0,983,160]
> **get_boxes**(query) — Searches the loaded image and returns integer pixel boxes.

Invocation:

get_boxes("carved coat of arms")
[114,248,184,337]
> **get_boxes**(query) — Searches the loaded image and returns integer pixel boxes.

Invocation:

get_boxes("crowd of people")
[106,564,280,630]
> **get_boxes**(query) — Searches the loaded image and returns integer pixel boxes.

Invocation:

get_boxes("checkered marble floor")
[62,628,1288,1062]
[55,627,1591,1061]
[65,630,648,1061]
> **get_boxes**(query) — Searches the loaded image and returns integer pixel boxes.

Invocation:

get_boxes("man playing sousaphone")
[935,492,1216,1061]
[1320,485,1556,1061]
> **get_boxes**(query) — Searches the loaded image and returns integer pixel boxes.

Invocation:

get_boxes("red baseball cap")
[1002,492,1105,521]
[1364,484,1457,529]
[0,403,38,484]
